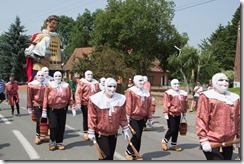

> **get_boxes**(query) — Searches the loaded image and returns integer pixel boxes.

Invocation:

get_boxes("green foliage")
[91,0,188,74]
[0,16,29,82]
[72,46,136,80]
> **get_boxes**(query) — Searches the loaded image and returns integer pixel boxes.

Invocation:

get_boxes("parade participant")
[143,76,151,94]
[41,67,54,82]
[207,79,213,90]
[196,73,240,160]
[161,79,188,152]
[125,75,153,160]
[0,74,5,109]
[189,81,203,112]
[75,70,99,141]
[5,76,20,116]
[42,71,76,151]
[27,71,49,144]
[126,78,134,89]
[25,15,64,82]
[142,75,152,131]
[99,77,106,91]
[69,74,78,102]
[87,78,130,160]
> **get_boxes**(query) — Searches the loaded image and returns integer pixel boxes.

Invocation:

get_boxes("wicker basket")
[40,117,49,135]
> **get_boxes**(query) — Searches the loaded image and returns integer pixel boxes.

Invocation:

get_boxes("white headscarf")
[90,78,125,116]
[104,78,117,97]
[212,73,229,94]
[133,75,144,89]
[41,67,49,78]
[85,70,93,82]
[143,76,148,82]
[36,70,45,82]
[171,79,180,91]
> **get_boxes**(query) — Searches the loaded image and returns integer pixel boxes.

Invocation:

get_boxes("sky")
[0,0,241,48]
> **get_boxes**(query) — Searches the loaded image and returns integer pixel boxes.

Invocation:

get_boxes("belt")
[49,61,61,64]
[50,107,66,110]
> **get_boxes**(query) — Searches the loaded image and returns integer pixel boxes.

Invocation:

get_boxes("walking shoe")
[124,152,134,160]
[161,140,168,151]
[169,145,182,151]
[12,111,14,115]
[34,137,42,145]
[40,136,49,142]
[49,143,56,151]
[56,144,65,150]
[83,134,89,141]
[134,156,143,160]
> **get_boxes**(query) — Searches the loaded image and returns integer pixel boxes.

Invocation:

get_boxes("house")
[63,47,94,80]
[63,47,169,86]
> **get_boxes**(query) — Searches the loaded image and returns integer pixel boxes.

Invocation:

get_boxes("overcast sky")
[0,0,241,48]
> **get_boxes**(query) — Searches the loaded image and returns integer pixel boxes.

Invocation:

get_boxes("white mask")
[100,77,106,86]
[36,71,44,82]
[85,70,93,82]
[171,79,180,91]
[212,73,229,94]
[105,78,117,97]
[53,71,62,84]
[133,75,144,89]
[41,67,49,78]
[143,76,148,82]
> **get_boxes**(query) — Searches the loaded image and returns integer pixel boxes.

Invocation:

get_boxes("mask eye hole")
[107,85,116,88]
[219,79,229,82]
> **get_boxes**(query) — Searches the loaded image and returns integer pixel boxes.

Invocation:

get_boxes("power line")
[175,0,217,12]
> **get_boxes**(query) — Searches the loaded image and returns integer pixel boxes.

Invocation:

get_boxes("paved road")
[0,89,239,161]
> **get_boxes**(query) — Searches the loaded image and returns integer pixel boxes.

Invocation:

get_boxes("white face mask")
[36,71,44,82]
[85,71,93,82]
[101,80,105,86]
[171,79,180,91]
[106,84,117,96]
[212,73,229,94]
[105,78,117,97]
[134,75,144,89]
[54,72,62,84]
[41,67,49,78]
[216,78,229,94]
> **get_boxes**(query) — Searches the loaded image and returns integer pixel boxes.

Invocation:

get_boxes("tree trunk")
[179,68,189,92]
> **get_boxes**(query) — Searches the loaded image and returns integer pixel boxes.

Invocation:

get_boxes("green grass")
[228,87,240,95]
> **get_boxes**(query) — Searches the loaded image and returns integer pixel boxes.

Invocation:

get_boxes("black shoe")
[12,111,14,115]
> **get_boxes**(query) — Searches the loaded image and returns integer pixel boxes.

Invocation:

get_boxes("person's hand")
[148,119,154,127]
[72,109,76,117]
[236,142,240,148]
[164,113,169,120]
[122,127,131,140]
[201,141,212,152]
[88,129,95,140]
[27,108,32,115]
[76,104,81,110]
[41,111,47,118]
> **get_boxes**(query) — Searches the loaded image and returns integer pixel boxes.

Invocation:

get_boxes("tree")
[64,9,98,62]
[0,16,29,82]
[91,0,188,75]
[73,46,136,80]
[167,46,198,92]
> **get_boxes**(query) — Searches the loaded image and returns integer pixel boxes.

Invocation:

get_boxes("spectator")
[189,81,203,112]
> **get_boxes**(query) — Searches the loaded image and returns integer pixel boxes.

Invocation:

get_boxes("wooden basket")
[32,110,37,122]
[40,117,49,136]
[179,117,187,135]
